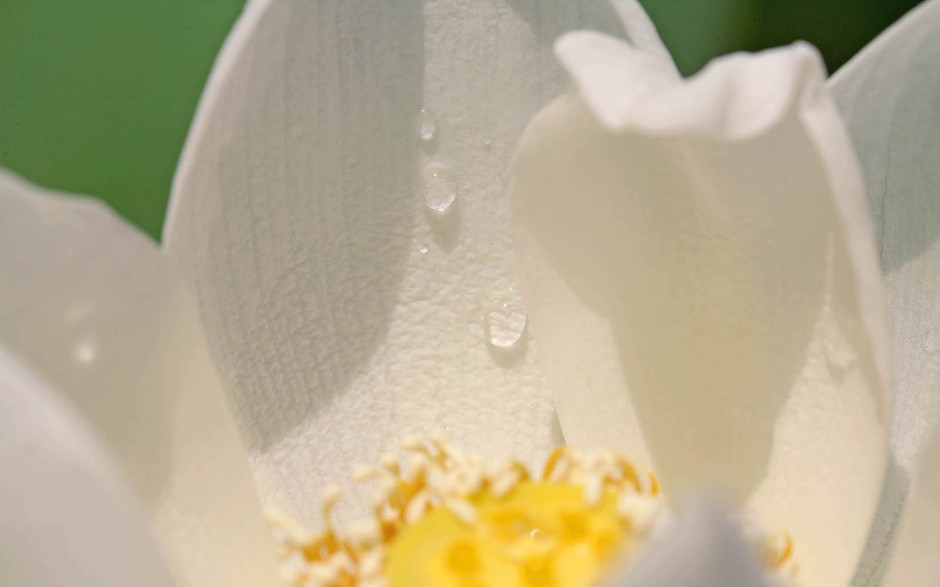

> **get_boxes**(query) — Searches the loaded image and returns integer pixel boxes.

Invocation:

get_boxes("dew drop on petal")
[482,133,492,149]
[416,107,437,142]
[416,240,429,254]
[484,288,527,351]
[423,162,457,214]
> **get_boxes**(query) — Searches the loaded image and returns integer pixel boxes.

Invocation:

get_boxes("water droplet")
[482,133,492,148]
[416,108,437,142]
[484,289,527,350]
[423,162,457,213]
[416,240,429,254]
[924,330,939,355]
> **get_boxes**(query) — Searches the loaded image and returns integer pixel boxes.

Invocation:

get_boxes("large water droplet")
[924,330,939,355]
[416,108,437,142]
[423,162,457,213]
[484,289,527,351]
[416,240,429,254]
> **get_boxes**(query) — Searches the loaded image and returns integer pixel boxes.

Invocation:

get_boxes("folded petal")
[829,2,940,583]
[164,0,628,524]
[604,500,768,587]
[0,344,175,587]
[0,170,277,587]
[512,25,890,587]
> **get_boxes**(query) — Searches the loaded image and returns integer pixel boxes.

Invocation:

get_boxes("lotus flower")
[1,0,938,586]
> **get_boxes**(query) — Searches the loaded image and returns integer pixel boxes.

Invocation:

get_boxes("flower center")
[268,436,795,587]
[386,481,655,587]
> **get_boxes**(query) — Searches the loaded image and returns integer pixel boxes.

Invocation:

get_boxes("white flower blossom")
[1,1,937,586]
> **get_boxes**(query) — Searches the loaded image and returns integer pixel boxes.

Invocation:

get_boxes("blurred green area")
[0,0,245,239]
[645,0,923,76]
[0,0,925,240]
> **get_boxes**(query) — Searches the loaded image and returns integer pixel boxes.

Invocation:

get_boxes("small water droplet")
[423,162,457,213]
[484,289,527,351]
[482,133,492,148]
[416,240,429,254]
[415,107,437,142]
[924,330,939,355]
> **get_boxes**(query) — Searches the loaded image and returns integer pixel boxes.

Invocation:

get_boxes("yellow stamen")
[267,438,796,587]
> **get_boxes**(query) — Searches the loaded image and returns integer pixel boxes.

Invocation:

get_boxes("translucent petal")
[0,170,277,587]
[829,1,940,583]
[0,344,175,587]
[512,31,890,587]
[164,0,626,525]
[605,500,768,587]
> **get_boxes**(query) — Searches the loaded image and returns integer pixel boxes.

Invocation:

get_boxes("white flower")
[0,1,937,586]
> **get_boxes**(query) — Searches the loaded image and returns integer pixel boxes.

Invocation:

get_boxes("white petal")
[0,170,278,587]
[0,344,176,587]
[829,2,940,583]
[883,426,940,587]
[512,30,890,587]
[605,500,768,587]
[164,0,626,525]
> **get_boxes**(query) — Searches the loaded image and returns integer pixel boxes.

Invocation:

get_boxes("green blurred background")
[0,0,924,240]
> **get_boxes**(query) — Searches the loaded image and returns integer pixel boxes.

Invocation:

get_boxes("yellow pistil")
[267,437,795,587]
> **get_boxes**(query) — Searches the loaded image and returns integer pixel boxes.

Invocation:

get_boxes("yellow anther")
[762,532,794,569]
[267,437,796,587]
[491,470,522,497]
[321,484,342,518]
[541,447,571,482]
[446,499,478,526]
[401,435,424,451]
[616,457,642,492]
[582,475,603,506]
[352,464,381,483]
[381,454,401,476]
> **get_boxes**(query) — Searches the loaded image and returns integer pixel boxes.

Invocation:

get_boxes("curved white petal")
[606,501,768,587]
[829,2,940,583]
[0,344,176,587]
[883,426,940,587]
[164,0,628,525]
[512,27,890,587]
[0,171,277,587]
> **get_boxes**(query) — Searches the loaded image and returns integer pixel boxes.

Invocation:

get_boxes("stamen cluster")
[267,434,795,587]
